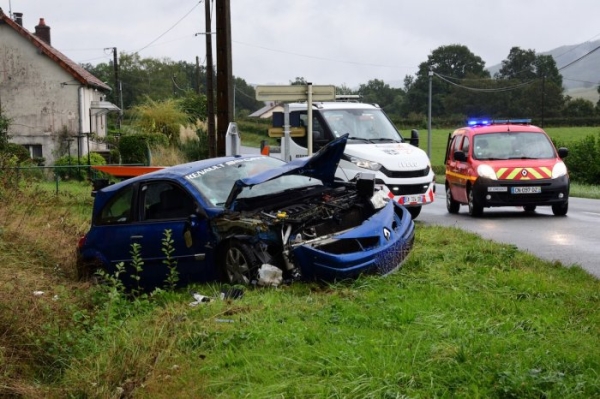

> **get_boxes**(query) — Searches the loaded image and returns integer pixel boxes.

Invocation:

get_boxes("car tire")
[446,185,460,214]
[76,258,104,281]
[408,206,422,219]
[468,187,483,217]
[523,205,537,212]
[552,201,568,216]
[220,239,261,284]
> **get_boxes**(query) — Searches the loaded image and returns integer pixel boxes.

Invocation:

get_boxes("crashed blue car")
[77,134,415,289]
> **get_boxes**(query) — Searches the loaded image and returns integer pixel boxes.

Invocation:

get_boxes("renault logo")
[521,169,528,177]
[383,227,391,241]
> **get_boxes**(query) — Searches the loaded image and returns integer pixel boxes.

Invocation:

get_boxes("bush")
[180,128,209,161]
[554,133,600,185]
[118,133,169,165]
[54,152,107,181]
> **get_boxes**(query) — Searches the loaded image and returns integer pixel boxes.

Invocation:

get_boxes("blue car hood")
[225,134,348,209]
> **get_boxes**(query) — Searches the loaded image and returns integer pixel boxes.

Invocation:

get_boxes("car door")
[137,180,215,287]
[446,134,470,203]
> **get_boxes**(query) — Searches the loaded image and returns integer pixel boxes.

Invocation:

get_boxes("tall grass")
[0,181,598,398]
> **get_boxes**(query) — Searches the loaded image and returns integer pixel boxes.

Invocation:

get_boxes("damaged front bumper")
[291,201,415,281]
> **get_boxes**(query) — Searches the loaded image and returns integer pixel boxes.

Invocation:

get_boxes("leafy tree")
[178,91,208,124]
[404,44,490,117]
[357,79,404,117]
[234,77,263,117]
[290,77,308,85]
[496,47,562,87]
[335,84,355,96]
[494,47,564,119]
[563,97,596,117]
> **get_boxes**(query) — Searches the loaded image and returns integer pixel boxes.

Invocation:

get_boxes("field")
[0,176,599,398]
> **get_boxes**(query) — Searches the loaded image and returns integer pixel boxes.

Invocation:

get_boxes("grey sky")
[3,0,600,88]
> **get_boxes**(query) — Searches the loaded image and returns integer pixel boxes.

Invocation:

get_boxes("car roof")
[287,102,380,112]
[100,154,273,194]
[452,122,546,136]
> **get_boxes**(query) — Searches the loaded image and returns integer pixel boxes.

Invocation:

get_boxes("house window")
[23,144,43,159]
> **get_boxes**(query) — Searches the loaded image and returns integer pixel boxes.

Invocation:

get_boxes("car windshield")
[321,108,403,142]
[473,132,556,160]
[185,157,319,206]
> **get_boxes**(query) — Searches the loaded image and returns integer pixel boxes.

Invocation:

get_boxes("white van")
[264,101,435,219]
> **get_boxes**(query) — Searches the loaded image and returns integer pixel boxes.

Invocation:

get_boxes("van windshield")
[473,132,556,160]
[321,109,403,143]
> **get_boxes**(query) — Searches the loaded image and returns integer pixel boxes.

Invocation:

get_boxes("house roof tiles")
[0,8,111,92]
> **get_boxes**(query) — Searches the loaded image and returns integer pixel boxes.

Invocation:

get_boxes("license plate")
[511,186,541,194]
[401,195,424,204]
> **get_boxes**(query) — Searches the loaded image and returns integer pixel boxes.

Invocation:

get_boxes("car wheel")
[468,187,483,217]
[446,185,460,214]
[76,258,104,281]
[552,201,568,216]
[221,239,261,284]
[523,205,537,212]
[408,206,421,219]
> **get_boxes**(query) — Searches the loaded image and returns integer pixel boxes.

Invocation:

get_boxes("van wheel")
[552,202,568,216]
[523,205,536,212]
[468,188,483,217]
[408,206,421,219]
[446,186,460,214]
[220,239,261,284]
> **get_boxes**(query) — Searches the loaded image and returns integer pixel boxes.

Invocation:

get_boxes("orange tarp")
[92,165,164,178]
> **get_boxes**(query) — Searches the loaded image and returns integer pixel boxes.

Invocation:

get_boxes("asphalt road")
[418,184,600,279]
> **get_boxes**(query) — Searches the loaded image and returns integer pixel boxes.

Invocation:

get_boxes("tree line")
[83,44,600,128]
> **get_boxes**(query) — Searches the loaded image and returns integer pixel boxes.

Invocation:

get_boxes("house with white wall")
[0,8,119,165]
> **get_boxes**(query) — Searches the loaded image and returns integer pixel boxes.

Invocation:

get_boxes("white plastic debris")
[33,291,44,296]
[370,188,390,209]
[257,264,283,287]
[189,292,212,306]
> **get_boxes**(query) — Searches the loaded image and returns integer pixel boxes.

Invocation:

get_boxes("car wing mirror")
[454,151,467,162]
[557,147,568,159]
[409,129,419,147]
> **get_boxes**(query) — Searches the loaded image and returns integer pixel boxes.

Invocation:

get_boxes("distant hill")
[487,40,600,102]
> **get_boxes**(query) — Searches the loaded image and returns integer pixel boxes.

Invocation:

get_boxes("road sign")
[255,85,336,101]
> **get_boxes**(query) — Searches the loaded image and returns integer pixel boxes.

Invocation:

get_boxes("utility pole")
[205,0,217,158]
[215,0,233,157]
[106,47,123,130]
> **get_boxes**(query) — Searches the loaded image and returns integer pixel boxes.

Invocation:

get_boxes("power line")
[232,40,417,71]
[433,72,536,92]
[135,1,203,54]
[557,43,600,71]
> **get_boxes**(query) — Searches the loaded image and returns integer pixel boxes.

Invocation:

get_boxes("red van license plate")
[511,186,541,194]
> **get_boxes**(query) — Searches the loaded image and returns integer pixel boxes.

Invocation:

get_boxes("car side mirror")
[558,147,568,159]
[409,129,419,147]
[454,151,467,162]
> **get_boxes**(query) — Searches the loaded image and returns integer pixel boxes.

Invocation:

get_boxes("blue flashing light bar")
[467,118,491,126]
[467,118,531,127]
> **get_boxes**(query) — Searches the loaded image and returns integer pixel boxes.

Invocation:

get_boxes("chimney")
[13,12,23,26]
[35,18,51,45]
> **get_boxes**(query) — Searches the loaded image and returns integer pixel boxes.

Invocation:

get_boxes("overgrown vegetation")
[0,172,598,398]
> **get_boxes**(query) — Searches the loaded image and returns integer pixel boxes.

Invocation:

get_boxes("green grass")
[53,227,600,398]
[1,181,599,398]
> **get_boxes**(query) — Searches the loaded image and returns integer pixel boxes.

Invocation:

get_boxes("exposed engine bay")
[211,176,388,278]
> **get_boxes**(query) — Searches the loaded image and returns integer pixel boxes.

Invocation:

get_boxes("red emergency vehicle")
[444,119,569,217]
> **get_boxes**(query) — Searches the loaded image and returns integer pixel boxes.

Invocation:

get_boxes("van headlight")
[348,156,381,171]
[477,164,497,180]
[552,161,567,178]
